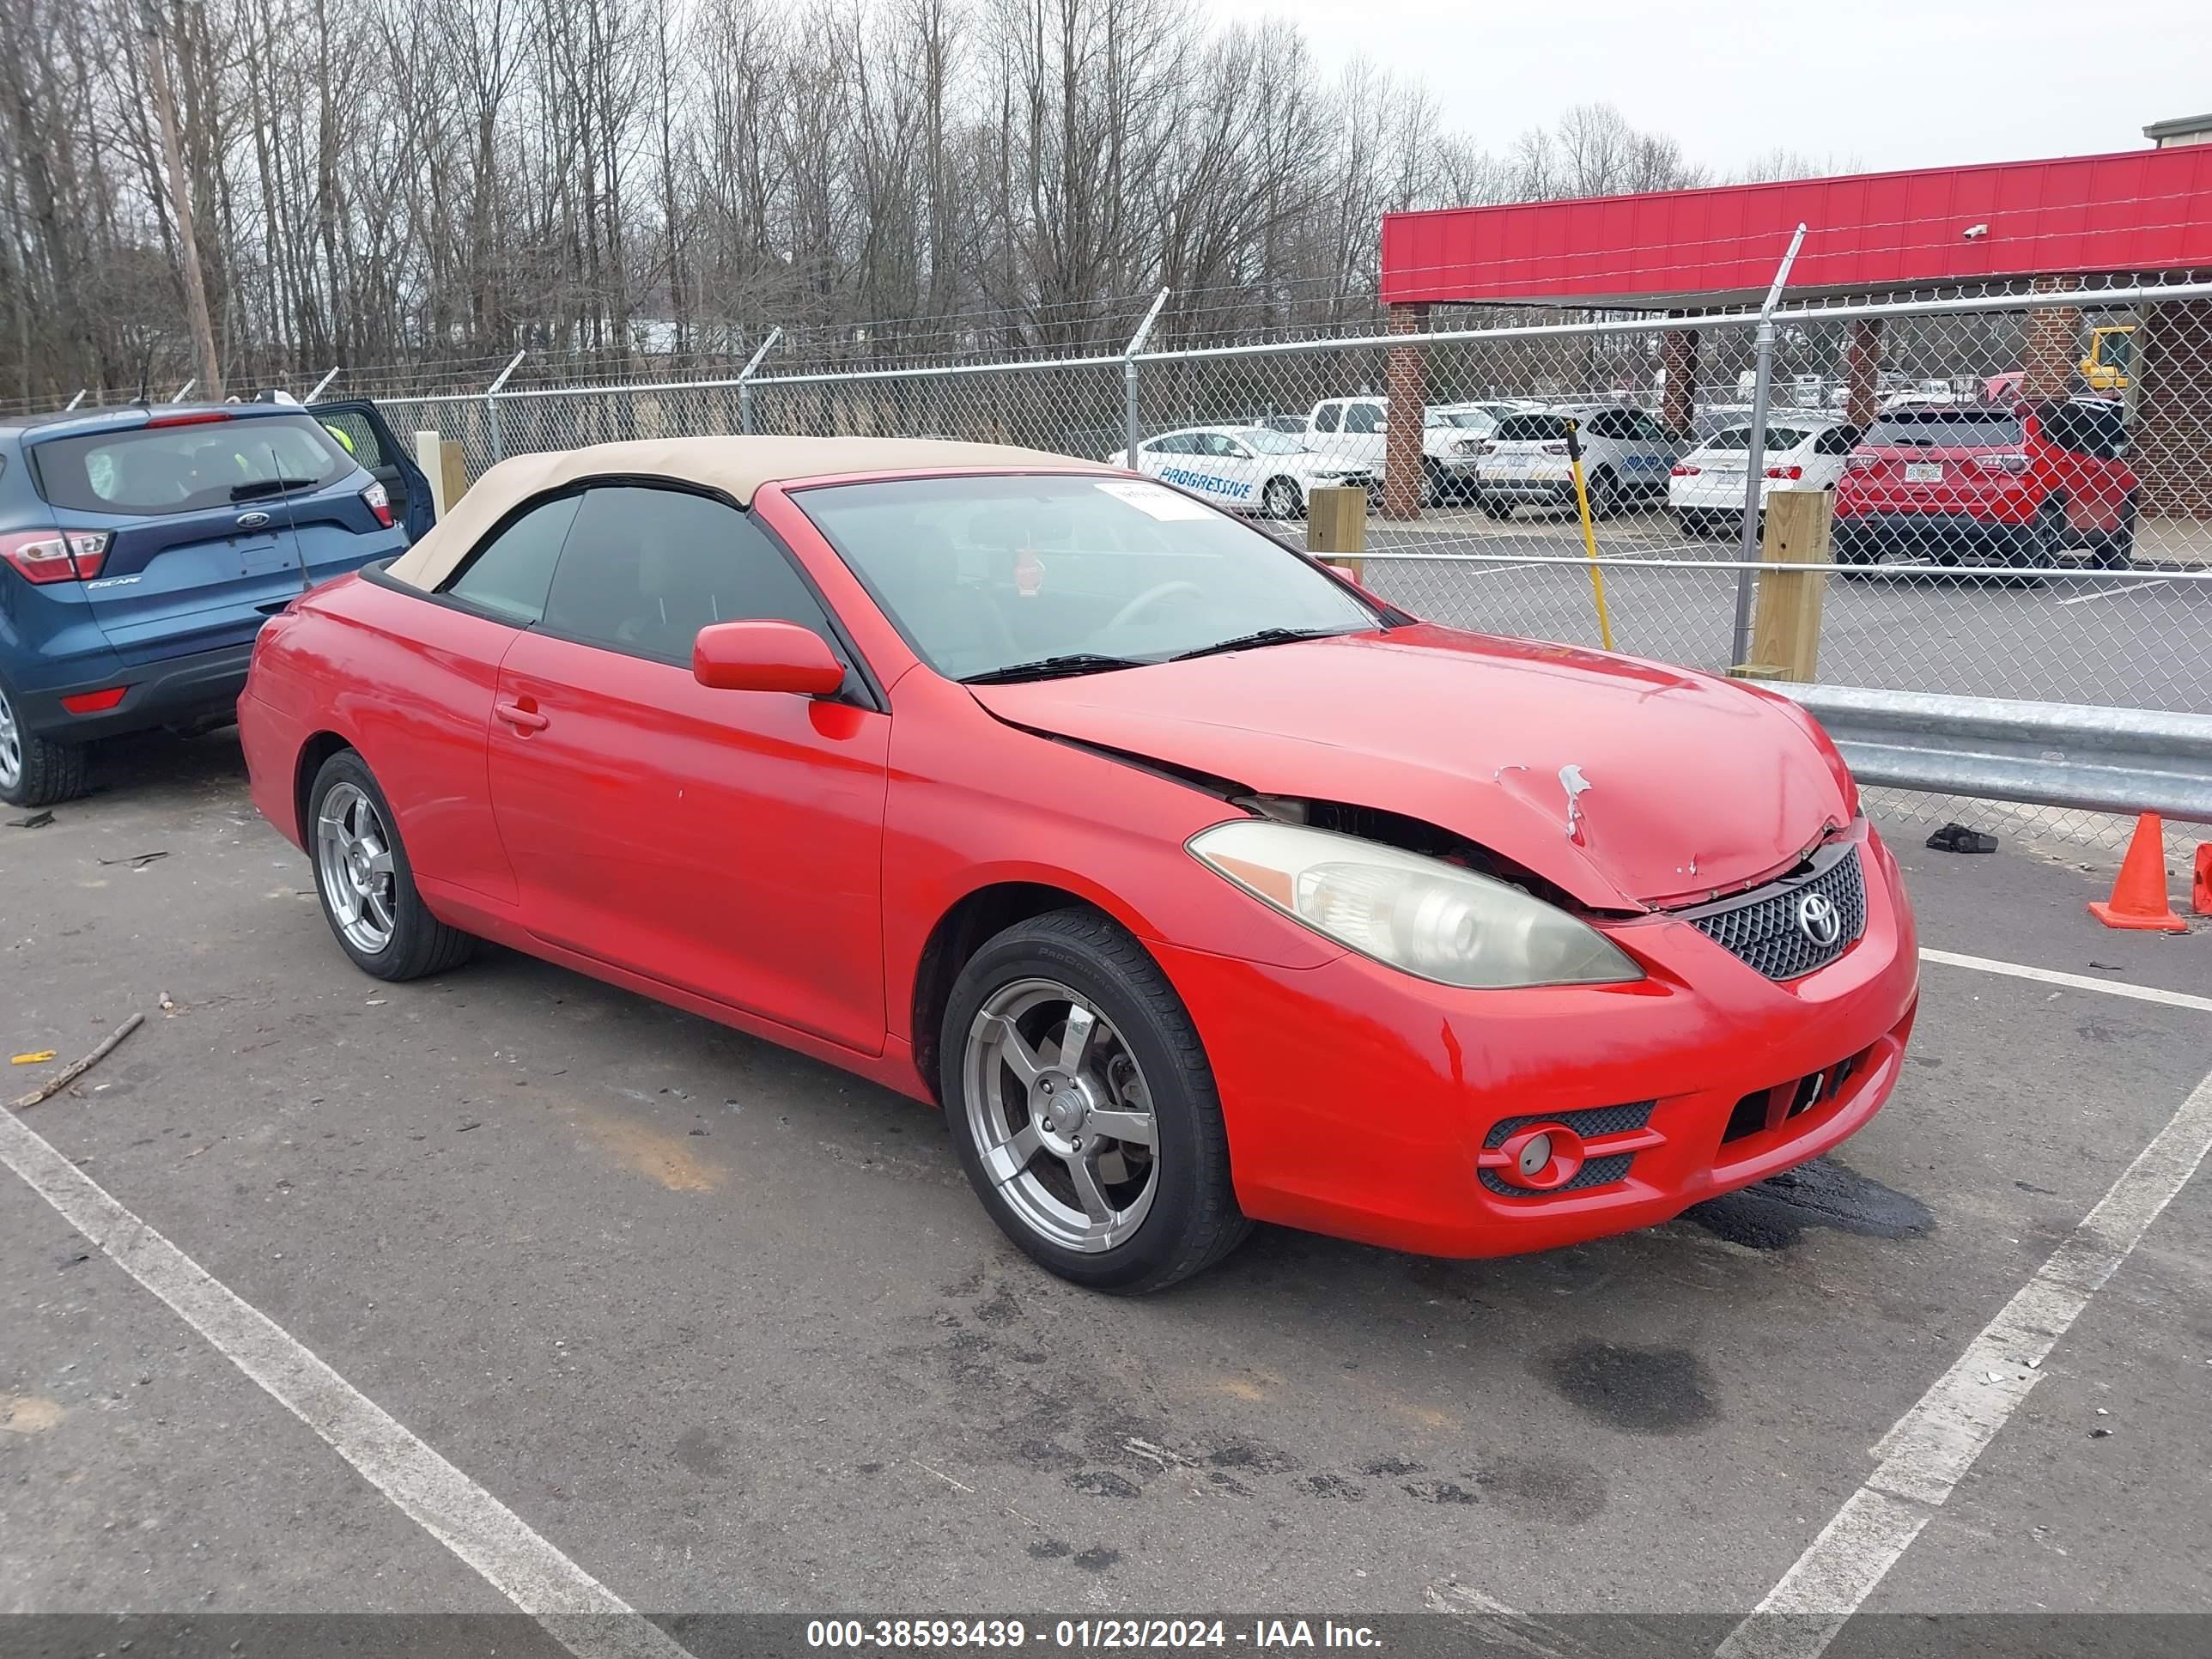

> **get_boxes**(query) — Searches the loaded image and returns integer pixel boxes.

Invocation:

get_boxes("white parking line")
[1920,946,2212,1015]
[0,1103,695,1659]
[1717,1061,2212,1659]
[2057,579,2170,605]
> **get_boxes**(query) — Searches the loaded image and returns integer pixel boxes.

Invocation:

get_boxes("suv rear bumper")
[1834,511,2039,563]
[14,641,256,743]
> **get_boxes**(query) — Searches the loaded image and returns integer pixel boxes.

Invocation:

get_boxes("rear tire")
[940,908,1249,1294]
[307,750,474,981]
[1480,495,1515,521]
[1586,467,1620,520]
[0,682,89,810]
[1670,508,1705,538]
[2022,497,2065,572]
[2094,491,2137,569]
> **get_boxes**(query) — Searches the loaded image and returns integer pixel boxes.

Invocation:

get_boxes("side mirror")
[693,620,848,696]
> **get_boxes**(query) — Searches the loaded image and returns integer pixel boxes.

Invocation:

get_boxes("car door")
[1339,399,1385,466]
[2063,401,2132,537]
[1198,433,1261,510]
[312,399,435,542]
[487,481,890,1051]
[392,489,584,906]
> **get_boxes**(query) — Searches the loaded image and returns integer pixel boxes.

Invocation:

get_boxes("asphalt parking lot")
[5,732,2210,1648]
[1298,507,2212,714]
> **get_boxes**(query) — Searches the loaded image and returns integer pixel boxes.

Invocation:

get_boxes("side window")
[1583,410,1626,441]
[1313,404,1341,434]
[1343,403,1382,434]
[1150,434,1194,455]
[1635,411,1674,442]
[540,484,835,667]
[317,410,386,469]
[2033,402,2081,453]
[1813,427,1855,456]
[1205,434,1249,459]
[444,494,581,625]
[2086,405,2128,458]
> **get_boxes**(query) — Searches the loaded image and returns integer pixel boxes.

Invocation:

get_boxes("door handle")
[495,699,550,732]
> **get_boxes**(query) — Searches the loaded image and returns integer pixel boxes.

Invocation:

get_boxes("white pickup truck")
[1304,397,1499,504]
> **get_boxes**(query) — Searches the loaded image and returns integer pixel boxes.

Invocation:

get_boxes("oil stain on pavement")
[1680,1156,1934,1251]
[1535,1340,1718,1434]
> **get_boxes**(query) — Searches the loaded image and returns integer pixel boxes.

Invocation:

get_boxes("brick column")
[1661,327,1698,434]
[1844,318,1883,428]
[2133,298,2212,520]
[1383,302,1429,521]
[2021,274,2083,399]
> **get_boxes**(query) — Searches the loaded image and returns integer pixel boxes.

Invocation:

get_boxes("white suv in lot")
[1474,404,1682,519]
[1304,397,1491,504]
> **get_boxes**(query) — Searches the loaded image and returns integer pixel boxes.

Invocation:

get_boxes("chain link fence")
[370,282,2212,854]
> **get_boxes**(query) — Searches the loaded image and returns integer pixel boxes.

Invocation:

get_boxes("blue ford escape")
[0,398,430,807]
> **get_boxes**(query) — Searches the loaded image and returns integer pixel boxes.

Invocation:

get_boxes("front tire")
[0,681,89,810]
[307,750,473,981]
[1261,476,1304,520]
[940,908,1249,1293]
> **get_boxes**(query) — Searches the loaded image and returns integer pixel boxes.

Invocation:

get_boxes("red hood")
[969,624,1853,909]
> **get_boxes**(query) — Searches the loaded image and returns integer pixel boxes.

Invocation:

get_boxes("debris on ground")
[2090,1427,2113,1438]
[10,1051,57,1066]
[9,1012,146,1110]
[96,850,169,868]
[1927,823,1999,854]
[159,992,179,1017]
[2088,961,2124,972]
[5,811,54,830]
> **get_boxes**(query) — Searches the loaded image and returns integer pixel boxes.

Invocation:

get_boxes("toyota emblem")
[1796,890,1844,947]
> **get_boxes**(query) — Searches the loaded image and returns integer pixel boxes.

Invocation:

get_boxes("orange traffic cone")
[2194,844,2211,917]
[2088,814,2186,933]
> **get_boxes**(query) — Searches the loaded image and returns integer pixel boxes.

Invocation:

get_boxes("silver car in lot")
[1474,404,1683,519]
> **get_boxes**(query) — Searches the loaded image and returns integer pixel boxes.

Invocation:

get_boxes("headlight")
[1188,820,1642,989]
[1313,468,1356,479]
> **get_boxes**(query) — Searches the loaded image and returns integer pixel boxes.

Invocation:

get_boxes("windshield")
[1863,410,2024,447]
[797,473,1383,682]
[1431,410,1496,430]
[1241,428,1306,454]
[30,415,353,516]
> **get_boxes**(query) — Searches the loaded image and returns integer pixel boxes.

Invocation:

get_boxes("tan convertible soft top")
[382,434,1109,591]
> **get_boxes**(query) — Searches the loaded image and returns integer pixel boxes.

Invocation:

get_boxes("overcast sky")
[1210,0,2212,178]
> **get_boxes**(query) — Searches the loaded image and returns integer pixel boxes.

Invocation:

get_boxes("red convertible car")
[239,437,1917,1292]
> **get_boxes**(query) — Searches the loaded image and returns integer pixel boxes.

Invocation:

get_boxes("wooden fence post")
[1731,489,1832,682]
[414,430,470,521]
[1306,485,1367,580]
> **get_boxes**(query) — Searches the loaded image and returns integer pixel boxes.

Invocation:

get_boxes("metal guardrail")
[1767,684,2212,825]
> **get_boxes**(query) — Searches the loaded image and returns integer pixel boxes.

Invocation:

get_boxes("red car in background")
[1834,398,2136,570]
[238,437,1918,1293]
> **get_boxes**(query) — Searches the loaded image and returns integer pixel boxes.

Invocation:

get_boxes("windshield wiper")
[230,477,322,501]
[1169,626,1349,663]
[960,653,1151,685]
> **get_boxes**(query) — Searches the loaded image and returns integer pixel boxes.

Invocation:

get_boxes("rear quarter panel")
[246,573,524,906]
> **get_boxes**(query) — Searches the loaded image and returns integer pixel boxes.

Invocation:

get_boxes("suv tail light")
[0,528,112,584]
[361,480,394,528]
[1976,453,2030,474]
[1765,464,1803,480]
[1541,441,1568,456]
[1844,453,1875,472]
[1672,463,1699,477]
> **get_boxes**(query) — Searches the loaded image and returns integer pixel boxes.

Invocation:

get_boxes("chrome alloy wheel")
[0,685,21,792]
[315,781,398,954]
[962,978,1159,1253]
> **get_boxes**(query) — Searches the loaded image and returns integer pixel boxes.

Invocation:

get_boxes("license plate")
[1905,461,1943,483]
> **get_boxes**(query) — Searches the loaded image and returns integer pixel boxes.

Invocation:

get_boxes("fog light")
[1517,1133,1553,1178]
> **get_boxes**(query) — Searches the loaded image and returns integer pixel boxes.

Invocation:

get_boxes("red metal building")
[1370,145,2212,520]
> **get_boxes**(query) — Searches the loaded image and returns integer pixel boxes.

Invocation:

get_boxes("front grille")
[1683,842,1866,981]
[1722,1046,1873,1145]
[1478,1101,1653,1198]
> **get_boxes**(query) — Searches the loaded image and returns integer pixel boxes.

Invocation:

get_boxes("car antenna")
[266,440,313,596]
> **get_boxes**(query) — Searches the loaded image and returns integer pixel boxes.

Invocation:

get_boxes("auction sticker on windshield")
[1095,478,1214,520]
